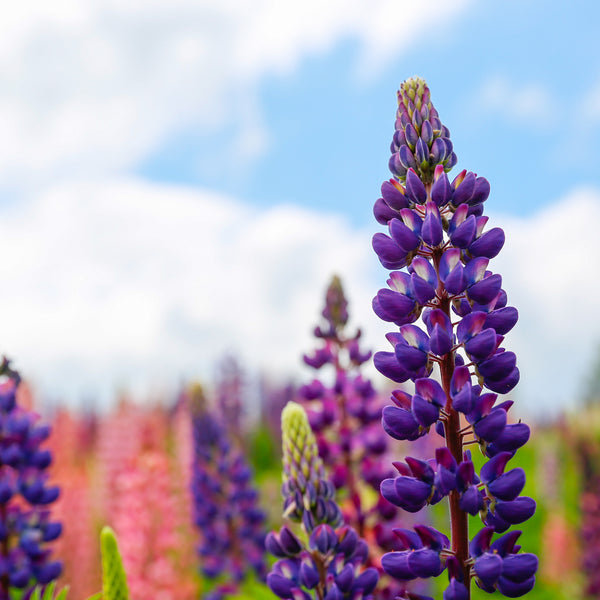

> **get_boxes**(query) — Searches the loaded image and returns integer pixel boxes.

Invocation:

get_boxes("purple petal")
[411,395,439,428]
[485,307,519,335]
[478,351,517,382]
[495,497,536,524]
[469,527,495,557]
[501,553,538,583]
[408,548,442,578]
[497,575,535,598]
[406,169,427,204]
[480,452,512,483]
[452,171,475,205]
[487,423,530,456]
[353,568,379,594]
[382,405,420,441]
[431,171,452,206]
[474,553,503,587]
[474,408,507,442]
[376,289,417,322]
[450,214,477,248]
[468,273,502,304]
[465,328,498,361]
[443,579,469,600]
[469,227,505,258]
[390,218,421,252]
[484,367,520,394]
[381,551,416,581]
[382,179,409,210]
[374,351,410,383]
[459,485,484,515]
[374,197,398,225]
[421,202,443,247]
[267,572,295,598]
[415,378,446,407]
[372,232,408,269]
[389,152,408,179]
[488,468,526,501]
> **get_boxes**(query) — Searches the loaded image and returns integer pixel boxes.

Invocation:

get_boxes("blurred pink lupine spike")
[95,398,147,523]
[112,449,194,600]
[47,409,100,597]
[540,511,579,587]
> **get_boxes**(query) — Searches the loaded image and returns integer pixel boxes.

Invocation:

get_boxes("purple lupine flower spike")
[189,383,267,597]
[0,358,62,600]
[267,402,378,600]
[300,276,410,599]
[372,77,536,598]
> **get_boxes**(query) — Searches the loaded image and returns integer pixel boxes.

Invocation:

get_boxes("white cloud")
[490,187,600,416]
[477,75,557,126]
[0,0,472,185]
[0,178,384,404]
[0,179,598,417]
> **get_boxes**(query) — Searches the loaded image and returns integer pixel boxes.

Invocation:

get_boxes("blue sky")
[0,0,598,415]
[139,0,600,225]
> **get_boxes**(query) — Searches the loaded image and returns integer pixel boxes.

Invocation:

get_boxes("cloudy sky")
[0,0,598,416]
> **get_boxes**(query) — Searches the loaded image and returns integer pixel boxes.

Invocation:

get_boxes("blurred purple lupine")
[371,77,537,598]
[189,384,267,599]
[299,275,409,599]
[266,401,379,600]
[0,358,62,599]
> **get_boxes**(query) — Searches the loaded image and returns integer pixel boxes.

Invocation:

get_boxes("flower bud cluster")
[388,77,457,185]
[267,402,379,600]
[371,78,536,598]
[0,360,62,598]
[189,385,266,594]
[281,400,343,532]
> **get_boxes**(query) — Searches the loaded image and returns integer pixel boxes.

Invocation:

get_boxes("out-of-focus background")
[2,3,600,599]
[0,0,598,416]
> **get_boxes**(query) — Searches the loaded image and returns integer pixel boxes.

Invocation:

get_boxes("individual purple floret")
[189,383,267,597]
[0,358,62,599]
[267,402,379,600]
[371,77,536,598]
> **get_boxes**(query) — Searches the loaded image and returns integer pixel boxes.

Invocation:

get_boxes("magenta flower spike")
[372,77,536,599]
[299,276,412,598]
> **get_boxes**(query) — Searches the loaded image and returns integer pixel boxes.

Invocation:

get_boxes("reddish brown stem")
[434,250,471,597]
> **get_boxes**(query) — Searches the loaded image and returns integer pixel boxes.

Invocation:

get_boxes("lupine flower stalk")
[0,359,62,599]
[300,275,409,599]
[266,401,379,600]
[112,450,186,600]
[371,77,537,598]
[189,384,267,599]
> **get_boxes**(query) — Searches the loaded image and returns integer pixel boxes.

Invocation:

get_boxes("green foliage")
[247,423,280,477]
[100,526,129,600]
[29,583,70,600]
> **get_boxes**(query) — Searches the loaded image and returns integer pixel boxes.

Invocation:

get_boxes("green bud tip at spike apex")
[281,401,323,491]
[100,526,130,600]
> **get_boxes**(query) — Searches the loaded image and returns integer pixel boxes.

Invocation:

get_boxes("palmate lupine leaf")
[100,527,129,600]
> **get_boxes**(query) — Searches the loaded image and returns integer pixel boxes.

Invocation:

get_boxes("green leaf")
[41,581,57,600]
[100,526,130,600]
